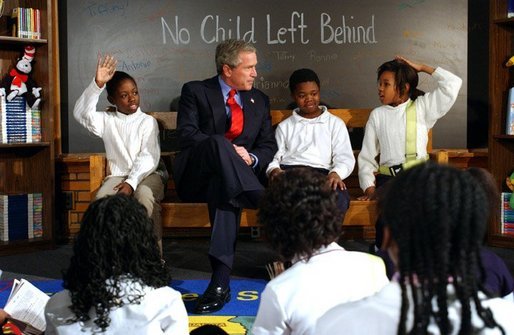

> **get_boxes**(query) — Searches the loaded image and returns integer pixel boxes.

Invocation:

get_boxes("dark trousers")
[280,165,351,218]
[177,135,264,269]
[374,174,394,249]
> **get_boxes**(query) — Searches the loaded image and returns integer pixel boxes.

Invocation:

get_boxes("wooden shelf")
[0,0,57,255]
[488,0,514,248]
[0,36,48,44]
[493,134,514,140]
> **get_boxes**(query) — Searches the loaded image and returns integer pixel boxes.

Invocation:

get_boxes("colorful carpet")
[0,278,267,334]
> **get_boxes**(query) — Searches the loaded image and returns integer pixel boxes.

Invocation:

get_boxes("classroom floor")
[1,237,513,283]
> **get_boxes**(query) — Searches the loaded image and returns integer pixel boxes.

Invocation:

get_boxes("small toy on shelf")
[506,171,514,209]
[0,45,42,108]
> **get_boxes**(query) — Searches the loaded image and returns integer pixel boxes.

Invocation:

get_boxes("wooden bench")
[89,109,436,233]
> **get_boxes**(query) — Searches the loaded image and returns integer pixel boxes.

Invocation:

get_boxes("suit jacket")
[173,76,277,188]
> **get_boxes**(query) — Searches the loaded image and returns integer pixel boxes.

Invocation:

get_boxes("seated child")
[316,163,514,334]
[252,168,388,335]
[358,56,462,248]
[266,68,355,215]
[73,54,165,250]
[44,195,188,334]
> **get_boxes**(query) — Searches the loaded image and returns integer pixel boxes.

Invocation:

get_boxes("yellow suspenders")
[378,101,428,176]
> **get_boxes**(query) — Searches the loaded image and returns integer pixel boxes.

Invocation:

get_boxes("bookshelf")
[488,0,514,248]
[0,0,59,255]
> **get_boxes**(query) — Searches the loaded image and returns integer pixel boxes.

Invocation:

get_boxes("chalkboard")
[64,0,467,152]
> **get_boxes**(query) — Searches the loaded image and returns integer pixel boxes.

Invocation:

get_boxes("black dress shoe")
[194,284,231,314]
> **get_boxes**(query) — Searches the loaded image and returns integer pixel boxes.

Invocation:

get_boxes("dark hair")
[63,194,171,331]
[258,168,342,261]
[467,167,500,217]
[379,162,505,335]
[106,71,137,98]
[190,325,229,335]
[289,68,320,94]
[377,59,424,100]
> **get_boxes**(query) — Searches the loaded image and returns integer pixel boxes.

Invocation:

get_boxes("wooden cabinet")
[0,0,58,255]
[488,0,514,248]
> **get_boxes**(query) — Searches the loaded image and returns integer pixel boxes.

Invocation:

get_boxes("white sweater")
[358,67,462,191]
[73,79,160,191]
[266,106,355,180]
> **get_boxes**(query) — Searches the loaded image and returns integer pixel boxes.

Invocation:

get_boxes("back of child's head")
[378,162,503,334]
[106,71,136,98]
[63,194,171,330]
[377,59,424,100]
[289,68,320,94]
[258,168,342,261]
[467,167,499,217]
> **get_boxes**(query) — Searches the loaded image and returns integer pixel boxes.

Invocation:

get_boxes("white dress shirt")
[251,242,388,335]
[358,67,462,191]
[73,79,160,191]
[316,281,514,335]
[44,278,189,335]
[266,106,355,180]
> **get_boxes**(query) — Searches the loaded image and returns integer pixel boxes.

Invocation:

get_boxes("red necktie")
[225,89,244,141]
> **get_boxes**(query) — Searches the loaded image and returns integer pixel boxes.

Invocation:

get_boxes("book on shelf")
[506,88,514,135]
[3,278,50,335]
[10,7,41,39]
[0,96,41,144]
[0,193,43,241]
[509,0,514,18]
[500,192,514,235]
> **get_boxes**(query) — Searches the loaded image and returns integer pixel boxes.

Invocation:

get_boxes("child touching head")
[266,68,355,216]
[44,194,188,334]
[358,56,461,202]
[73,54,165,251]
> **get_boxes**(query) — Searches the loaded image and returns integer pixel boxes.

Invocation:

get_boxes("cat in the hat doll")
[0,45,42,108]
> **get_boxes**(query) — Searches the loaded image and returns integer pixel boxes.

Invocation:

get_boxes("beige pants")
[95,173,165,242]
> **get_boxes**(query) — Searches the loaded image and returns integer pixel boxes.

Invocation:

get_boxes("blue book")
[509,0,514,18]
[506,88,514,135]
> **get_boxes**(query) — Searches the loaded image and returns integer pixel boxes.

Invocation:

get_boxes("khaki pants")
[95,173,165,242]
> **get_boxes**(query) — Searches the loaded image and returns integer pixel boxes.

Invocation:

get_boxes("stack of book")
[501,192,514,236]
[11,7,41,39]
[0,193,43,241]
[0,96,41,143]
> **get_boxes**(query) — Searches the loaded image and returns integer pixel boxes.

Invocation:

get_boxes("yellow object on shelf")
[506,56,514,67]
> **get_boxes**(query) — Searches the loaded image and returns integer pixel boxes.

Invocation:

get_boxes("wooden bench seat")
[88,109,446,233]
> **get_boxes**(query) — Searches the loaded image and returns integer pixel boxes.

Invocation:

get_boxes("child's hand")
[269,168,285,182]
[114,182,133,196]
[327,172,346,190]
[0,308,10,324]
[357,186,376,201]
[95,54,118,88]
[395,55,434,75]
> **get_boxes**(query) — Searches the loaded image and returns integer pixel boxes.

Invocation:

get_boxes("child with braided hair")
[316,162,514,334]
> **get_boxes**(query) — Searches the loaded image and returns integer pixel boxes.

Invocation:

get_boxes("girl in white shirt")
[317,163,514,335]
[252,168,388,335]
[358,56,462,249]
[45,195,188,335]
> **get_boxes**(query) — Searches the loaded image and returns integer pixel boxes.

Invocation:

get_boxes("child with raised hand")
[73,54,165,250]
[266,68,355,215]
[44,194,188,334]
[358,56,462,201]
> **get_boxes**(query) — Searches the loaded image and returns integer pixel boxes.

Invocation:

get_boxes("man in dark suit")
[173,39,277,314]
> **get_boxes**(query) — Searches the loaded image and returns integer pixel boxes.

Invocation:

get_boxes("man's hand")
[95,53,118,88]
[233,144,253,165]
[114,181,134,196]
[327,172,346,191]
